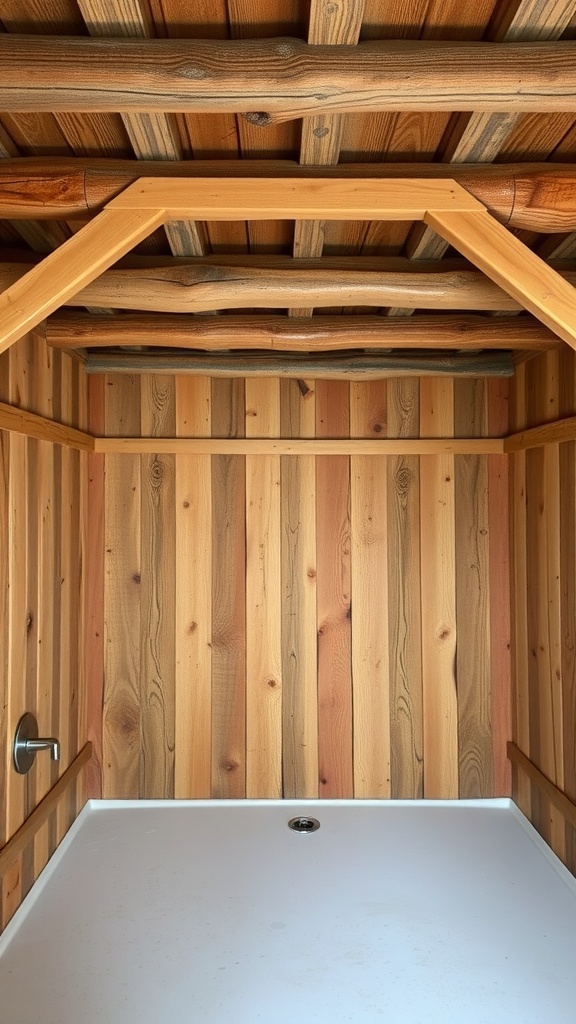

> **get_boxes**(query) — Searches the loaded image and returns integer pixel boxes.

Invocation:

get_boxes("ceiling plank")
[76,0,206,256]
[291,0,365,316]
[399,0,576,296]
[46,311,558,351]
[2,36,576,117]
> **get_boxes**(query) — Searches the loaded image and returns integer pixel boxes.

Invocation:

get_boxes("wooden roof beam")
[2,177,576,353]
[46,312,559,351]
[1,36,576,119]
[2,260,572,315]
[2,159,576,234]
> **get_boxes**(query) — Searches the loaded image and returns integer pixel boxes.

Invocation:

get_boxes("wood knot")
[222,759,239,773]
[188,621,197,634]
[244,111,273,127]
[183,500,190,509]
[313,126,330,138]
[267,678,278,688]
[132,573,141,584]
[437,627,451,641]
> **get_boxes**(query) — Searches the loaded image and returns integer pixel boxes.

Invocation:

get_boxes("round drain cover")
[288,816,320,834]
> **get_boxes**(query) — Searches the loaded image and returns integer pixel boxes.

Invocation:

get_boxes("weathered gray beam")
[86,350,515,378]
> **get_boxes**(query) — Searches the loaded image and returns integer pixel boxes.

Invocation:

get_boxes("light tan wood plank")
[387,378,423,798]
[0,399,94,451]
[103,376,142,798]
[108,176,480,218]
[0,208,165,353]
[424,208,576,350]
[350,382,390,798]
[280,379,318,798]
[510,362,531,818]
[85,374,104,799]
[487,379,512,797]
[455,380,492,798]
[95,437,504,455]
[139,376,176,798]
[211,380,246,798]
[245,379,282,798]
[420,378,459,798]
[175,377,212,798]
[505,413,576,452]
[0,744,91,878]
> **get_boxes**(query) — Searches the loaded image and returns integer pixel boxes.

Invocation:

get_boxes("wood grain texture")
[419,379,459,798]
[0,331,88,932]
[350,382,390,797]
[245,379,282,798]
[387,379,423,798]
[98,372,508,806]
[316,381,353,798]
[2,258,576,313]
[48,311,558,351]
[103,375,142,798]
[280,379,318,798]
[3,36,576,116]
[139,375,176,798]
[174,377,212,798]
[509,349,576,873]
[210,380,246,798]
[0,208,165,353]
[455,379,492,798]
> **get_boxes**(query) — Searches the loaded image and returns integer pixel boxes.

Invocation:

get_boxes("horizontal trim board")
[508,742,576,831]
[0,400,95,451]
[504,414,576,451]
[0,743,93,877]
[2,37,576,117]
[95,438,504,455]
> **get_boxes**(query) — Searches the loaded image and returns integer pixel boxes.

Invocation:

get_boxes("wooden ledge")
[508,742,576,831]
[0,743,93,877]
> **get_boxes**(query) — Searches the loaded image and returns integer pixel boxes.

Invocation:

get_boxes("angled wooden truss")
[2,177,576,355]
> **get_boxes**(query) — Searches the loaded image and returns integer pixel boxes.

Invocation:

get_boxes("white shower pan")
[1,798,575,1023]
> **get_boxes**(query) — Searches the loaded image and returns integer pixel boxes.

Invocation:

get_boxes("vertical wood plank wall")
[0,331,88,931]
[101,374,511,803]
[510,349,576,876]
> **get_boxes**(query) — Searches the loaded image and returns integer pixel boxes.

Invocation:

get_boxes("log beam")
[85,351,514,379]
[46,312,558,351]
[1,36,576,119]
[1,258,574,313]
[2,158,576,234]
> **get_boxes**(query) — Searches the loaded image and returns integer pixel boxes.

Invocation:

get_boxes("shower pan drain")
[288,816,320,834]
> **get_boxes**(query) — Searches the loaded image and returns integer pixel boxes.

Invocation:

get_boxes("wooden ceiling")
[1,0,576,374]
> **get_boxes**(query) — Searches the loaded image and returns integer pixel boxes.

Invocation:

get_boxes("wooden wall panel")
[102,374,510,803]
[510,349,576,875]
[0,331,88,932]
